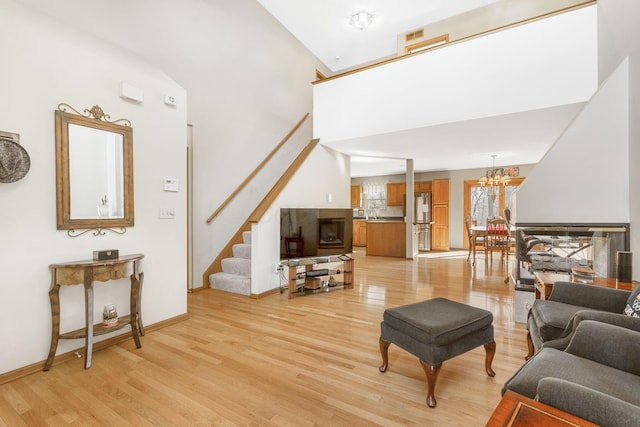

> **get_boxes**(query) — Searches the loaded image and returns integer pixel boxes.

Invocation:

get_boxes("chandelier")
[478,155,510,201]
[349,10,374,31]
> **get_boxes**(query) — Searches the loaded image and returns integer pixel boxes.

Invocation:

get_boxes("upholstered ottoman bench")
[379,297,496,407]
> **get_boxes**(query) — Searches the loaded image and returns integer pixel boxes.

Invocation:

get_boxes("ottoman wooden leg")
[379,338,390,372]
[420,360,442,408]
[484,341,496,377]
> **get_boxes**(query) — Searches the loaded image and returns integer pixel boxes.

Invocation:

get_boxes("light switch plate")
[163,178,179,192]
[159,208,175,219]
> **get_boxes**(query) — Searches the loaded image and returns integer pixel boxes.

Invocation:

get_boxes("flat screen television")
[280,208,353,260]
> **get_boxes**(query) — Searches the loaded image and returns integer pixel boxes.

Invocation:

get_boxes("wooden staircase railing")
[201,115,319,288]
[206,113,310,224]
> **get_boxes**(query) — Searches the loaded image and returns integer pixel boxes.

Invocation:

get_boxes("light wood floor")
[0,251,528,426]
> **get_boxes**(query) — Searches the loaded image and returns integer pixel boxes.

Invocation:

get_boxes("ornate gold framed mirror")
[55,104,134,236]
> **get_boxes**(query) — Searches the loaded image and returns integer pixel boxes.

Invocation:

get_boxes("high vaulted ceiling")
[258,0,598,177]
[256,0,500,72]
[19,0,597,178]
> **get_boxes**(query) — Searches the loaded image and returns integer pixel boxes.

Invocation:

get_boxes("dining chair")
[503,208,517,259]
[502,208,518,283]
[485,217,510,264]
[465,215,485,265]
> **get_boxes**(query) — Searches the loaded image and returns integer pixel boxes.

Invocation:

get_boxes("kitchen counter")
[353,217,404,222]
[366,220,406,257]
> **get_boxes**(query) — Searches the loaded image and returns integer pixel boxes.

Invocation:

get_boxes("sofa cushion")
[503,348,640,407]
[623,286,640,317]
[529,300,587,342]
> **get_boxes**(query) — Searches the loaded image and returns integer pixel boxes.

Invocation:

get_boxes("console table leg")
[44,285,61,371]
[137,271,145,336]
[83,270,94,369]
[130,273,142,348]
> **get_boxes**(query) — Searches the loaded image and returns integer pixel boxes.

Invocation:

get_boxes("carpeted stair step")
[221,257,251,277]
[232,243,251,259]
[242,231,252,244]
[209,272,250,295]
[209,231,252,295]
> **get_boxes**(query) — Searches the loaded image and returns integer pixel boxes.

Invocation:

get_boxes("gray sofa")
[504,320,640,427]
[526,281,639,358]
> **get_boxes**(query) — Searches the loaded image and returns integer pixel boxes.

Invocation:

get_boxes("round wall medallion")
[0,138,30,183]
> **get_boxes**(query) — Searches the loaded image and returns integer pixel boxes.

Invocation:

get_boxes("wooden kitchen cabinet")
[431,205,450,250]
[414,181,432,193]
[353,220,367,246]
[432,179,449,205]
[366,221,406,257]
[386,182,405,206]
[350,185,362,208]
[431,179,450,250]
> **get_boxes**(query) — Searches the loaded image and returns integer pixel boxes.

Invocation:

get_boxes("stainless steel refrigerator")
[415,193,431,251]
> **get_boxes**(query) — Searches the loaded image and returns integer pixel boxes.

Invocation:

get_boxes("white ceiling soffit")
[346,103,586,177]
[256,0,500,72]
[315,5,597,177]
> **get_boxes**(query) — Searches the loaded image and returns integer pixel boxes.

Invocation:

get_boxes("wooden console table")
[486,390,598,426]
[533,270,636,300]
[44,254,144,370]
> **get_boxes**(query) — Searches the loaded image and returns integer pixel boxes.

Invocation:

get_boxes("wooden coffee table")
[533,270,636,300]
[486,390,598,426]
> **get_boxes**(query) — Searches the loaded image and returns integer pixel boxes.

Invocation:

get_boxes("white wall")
[12,0,333,289]
[515,60,630,224]
[0,2,187,375]
[252,146,350,295]
[153,1,331,287]
[598,0,640,280]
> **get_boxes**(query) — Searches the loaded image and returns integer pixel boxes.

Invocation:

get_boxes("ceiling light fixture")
[478,155,510,202]
[349,10,374,31]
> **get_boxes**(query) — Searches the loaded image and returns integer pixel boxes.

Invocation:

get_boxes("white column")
[405,159,415,258]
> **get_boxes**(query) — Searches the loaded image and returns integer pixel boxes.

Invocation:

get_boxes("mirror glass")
[68,124,125,219]
[55,105,134,233]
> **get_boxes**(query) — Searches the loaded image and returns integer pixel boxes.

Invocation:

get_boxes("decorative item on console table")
[93,249,119,261]
[102,304,118,327]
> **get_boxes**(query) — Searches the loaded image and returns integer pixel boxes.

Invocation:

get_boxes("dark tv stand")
[281,255,354,299]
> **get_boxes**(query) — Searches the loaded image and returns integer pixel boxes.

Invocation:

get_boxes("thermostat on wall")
[164,94,177,106]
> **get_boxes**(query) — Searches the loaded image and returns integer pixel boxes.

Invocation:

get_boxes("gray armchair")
[537,378,640,427]
[526,281,637,358]
[504,320,640,427]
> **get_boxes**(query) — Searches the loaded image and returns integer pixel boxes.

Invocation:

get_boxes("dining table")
[470,224,515,265]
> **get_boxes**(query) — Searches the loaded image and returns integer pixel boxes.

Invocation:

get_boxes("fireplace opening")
[318,218,345,249]
[514,223,629,286]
